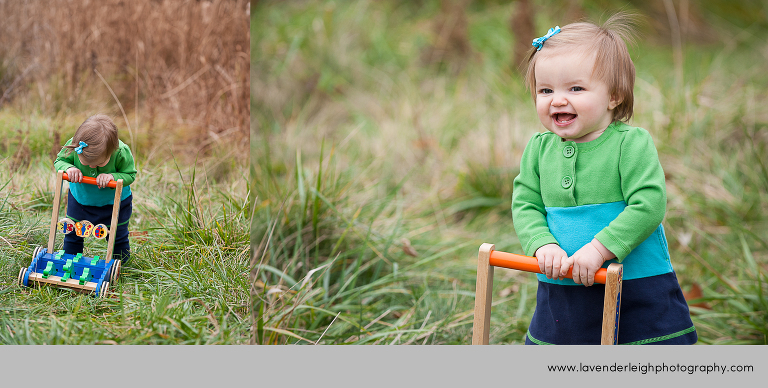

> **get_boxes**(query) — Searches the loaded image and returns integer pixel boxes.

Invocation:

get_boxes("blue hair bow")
[74,141,88,154]
[532,26,561,51]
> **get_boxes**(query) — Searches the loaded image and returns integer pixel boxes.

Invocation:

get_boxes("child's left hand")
[566,241,609,287]
[96,173,114,188]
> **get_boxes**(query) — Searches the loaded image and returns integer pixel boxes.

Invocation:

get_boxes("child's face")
[534,51,620,143]
[79,155,109,168]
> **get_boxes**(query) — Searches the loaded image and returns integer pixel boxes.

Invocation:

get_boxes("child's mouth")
[553,113,577,126]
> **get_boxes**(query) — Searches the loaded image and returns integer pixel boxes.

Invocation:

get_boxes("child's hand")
[534,244,569,280]
[569,241,609,287]
[96,173,114,188]
[66,167,83,183]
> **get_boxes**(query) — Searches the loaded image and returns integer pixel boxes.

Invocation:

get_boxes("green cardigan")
[54,137,137,206]
[511,121,667,262]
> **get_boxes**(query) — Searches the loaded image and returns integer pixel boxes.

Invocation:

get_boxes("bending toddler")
[54,114,137,264]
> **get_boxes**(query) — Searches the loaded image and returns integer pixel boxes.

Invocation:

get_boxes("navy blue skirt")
[525,272,697,345]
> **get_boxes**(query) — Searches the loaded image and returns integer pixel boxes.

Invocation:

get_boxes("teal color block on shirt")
[539,201,673,285]
[69,183,132,207]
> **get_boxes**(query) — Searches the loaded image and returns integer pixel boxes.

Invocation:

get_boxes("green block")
[61,272,71,282]
[55,251,64,260]
[74,253,83,263]
[91,256,99,265]
[42,262,55,279]
[79,268,91,285]
[63,259,74,273]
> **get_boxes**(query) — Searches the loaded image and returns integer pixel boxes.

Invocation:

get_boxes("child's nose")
[551,94,567,106]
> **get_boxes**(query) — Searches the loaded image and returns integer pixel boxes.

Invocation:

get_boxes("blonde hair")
[62,114,119,163]
[524,13,639,122]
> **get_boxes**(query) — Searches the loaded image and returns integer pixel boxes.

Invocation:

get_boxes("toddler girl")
[54,114,137,263]
[511,14,697,344]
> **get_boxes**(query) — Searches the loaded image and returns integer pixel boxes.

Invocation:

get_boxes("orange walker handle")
[489,250,608,284]
[62,172,118,189]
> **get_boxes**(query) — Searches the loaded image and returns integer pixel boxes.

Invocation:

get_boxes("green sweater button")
[563,145,575,158]
[561,176,573,188]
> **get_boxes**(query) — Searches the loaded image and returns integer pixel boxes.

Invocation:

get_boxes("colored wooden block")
[92,224,109,239]
[79,268,92,285]
[43,262,55,279]
[61,259,74,282]
[91,256,100,265]
[57,218,75,234]
[75,220,94,237]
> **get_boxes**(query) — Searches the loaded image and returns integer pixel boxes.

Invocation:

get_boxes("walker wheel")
[99,281,110,298]
[32,246,42,259]
[110,260,121,284]
[18,267,27,287]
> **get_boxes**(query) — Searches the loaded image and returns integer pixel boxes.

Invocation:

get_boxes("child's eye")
[570,86,585,92]
[538,88,553,94]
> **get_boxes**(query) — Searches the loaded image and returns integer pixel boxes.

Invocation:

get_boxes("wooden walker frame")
[17,171,124,297]
[472,243,623,345]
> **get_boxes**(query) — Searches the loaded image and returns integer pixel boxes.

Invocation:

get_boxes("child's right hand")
[65,167,83,183]
[534,244,569,280]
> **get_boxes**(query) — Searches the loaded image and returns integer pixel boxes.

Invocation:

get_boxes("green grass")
[253,0,768,345]
[0,115,250,344]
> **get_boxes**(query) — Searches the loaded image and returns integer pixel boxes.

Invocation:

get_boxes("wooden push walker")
[17,171,124,298]
[472,243,623,345]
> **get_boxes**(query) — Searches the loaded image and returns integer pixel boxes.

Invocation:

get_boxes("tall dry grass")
[0,0,250,157]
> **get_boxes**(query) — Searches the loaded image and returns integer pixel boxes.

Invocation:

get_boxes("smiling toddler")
[511,14,697,345]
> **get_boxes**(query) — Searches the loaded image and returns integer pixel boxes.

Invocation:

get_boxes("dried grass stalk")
[0,0,250,154]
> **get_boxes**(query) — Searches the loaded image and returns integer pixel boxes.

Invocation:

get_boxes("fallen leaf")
[682,282,710,312]
[129,231,148,242]
[499,284,519,297]
[401,238,418,257]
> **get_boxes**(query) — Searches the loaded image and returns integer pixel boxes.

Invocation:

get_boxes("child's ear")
[608,94,622,110]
